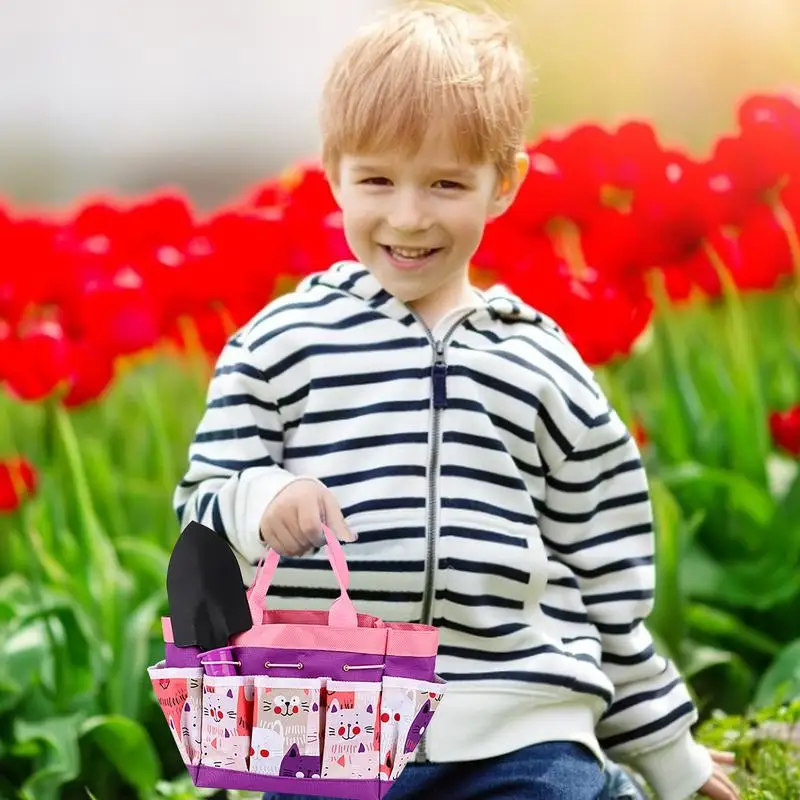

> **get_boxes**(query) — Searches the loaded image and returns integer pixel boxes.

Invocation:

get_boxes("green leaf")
[107,592,164,719]
[683,543,800,610]
[79,715,161,792]
[660,462,775,528]
[755,638,800,708]
[14,714,83,800]
[0,618,53,711]
[648,479,703,657]
[686,603,782,657]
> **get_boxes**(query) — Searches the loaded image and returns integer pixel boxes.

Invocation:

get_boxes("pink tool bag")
[147,526,446,798]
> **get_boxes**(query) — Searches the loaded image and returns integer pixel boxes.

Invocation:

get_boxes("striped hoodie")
[174,260,713,799]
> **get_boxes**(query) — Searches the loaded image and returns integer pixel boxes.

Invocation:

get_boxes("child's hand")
[259,478,357,557]
[698,749,739,799]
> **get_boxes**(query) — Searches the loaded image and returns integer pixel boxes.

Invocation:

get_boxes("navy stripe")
[559,555,654,580]
[439,642,598,665]
[194,425,281,444]
[285,432,427,459]
[438,670,612,703]
[354,527,425,544]
[442,497,536,526]
[441,465,527,492]
[436,589,523,610]
[247,292,346,333]
[311,367,428,389]
[286,399,429,429]
[541,606,647,636]
[601,677,681,720]
[547,459,642,493]
[250,311,397,351]
[570,433,630,461]
[442,558,530,584]
[268,585,422,603]
[261,338,426,382]
[433,618,529,638]
[542,523,652,555]
[440,526,527,548]
[209,393,278,413]
[583,589,654,606]
[599,701,696,749]
[213,362,264,382]
[190,453,275,471]
[342,497,426,517]
[323,464,426,488]
[540,491,650,524]
[603,644,658,666]
[278,558,425,573]
[196,492,214,521]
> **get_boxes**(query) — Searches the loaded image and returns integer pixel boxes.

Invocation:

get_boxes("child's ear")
[488,151,529,220]
[325,165,343,208]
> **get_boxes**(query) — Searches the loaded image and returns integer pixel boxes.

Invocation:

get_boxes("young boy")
[174,4,738,799]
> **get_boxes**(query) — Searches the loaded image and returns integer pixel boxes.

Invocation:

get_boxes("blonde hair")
[319,2,532,180]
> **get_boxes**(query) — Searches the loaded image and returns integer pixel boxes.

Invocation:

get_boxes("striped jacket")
[174,260,712,799]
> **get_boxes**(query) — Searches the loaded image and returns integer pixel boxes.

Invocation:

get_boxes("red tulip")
[0,456,37,512]
[769,406,800,457]
[2,319,72,401]
[62,340,116,408]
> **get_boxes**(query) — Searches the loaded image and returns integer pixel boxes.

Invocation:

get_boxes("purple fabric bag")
[148,526,446,799]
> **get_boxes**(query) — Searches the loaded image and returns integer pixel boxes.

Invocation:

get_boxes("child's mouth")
[380,245,442,268]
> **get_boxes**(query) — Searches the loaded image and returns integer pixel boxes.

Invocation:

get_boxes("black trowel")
[166,521,253,652]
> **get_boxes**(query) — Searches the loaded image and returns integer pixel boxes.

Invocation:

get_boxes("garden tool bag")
[147,526,446,799]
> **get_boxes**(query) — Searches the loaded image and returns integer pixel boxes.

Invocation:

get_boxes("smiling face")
[331,129,527,325]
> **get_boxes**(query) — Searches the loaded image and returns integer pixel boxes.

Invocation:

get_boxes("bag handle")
[246,525,358,628]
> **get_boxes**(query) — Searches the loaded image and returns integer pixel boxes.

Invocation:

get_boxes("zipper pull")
[432,341,447,409]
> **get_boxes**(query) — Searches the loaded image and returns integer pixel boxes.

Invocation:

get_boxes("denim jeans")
[261,741,646,800]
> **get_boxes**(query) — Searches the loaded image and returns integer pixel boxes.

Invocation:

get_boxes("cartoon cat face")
[403,699,434,753]
[279,743,321,778]
[262,691,312,718]
[327,696,375,745]
[249,723,285,775]
[203,687,237,728]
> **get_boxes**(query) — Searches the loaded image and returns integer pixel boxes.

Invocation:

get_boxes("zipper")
[414,309,474,763]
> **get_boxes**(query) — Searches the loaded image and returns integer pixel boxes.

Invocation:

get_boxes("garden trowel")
[166,520,253,653]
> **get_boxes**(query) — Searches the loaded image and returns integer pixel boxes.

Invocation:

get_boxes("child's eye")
[360,177,391,186]
[433,180,465,190]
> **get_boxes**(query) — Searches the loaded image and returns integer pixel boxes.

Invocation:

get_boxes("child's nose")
[387,190,430,233]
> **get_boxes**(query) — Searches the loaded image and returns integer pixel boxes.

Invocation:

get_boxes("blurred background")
[1,2,799,798]
[2,0,800,209]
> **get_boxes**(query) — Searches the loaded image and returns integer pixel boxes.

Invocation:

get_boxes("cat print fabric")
[149,659,447,787]
[200,675,255,771]
[249,677,324,777]
[148,665,203,765]
[321,680,381,780]
[378,677,446,781]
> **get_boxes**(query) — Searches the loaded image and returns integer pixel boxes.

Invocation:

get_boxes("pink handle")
[246,525,358,628]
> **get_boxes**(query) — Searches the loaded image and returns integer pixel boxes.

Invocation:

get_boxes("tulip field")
[0,92,799,798]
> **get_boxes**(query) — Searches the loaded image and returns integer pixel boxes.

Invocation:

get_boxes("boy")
[174,4,738,798]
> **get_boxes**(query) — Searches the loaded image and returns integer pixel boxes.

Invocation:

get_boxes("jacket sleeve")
[538,402,713,800]
[172,334,303,565]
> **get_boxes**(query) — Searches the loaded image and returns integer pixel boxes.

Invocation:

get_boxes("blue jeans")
[262,741,645,800]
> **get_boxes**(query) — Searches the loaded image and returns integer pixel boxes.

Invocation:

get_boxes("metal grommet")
[297,662,304,670]
[342,664,350,672]
[264,661,270,669]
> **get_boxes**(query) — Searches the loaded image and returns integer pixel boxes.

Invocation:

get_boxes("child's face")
[331,130,525,319]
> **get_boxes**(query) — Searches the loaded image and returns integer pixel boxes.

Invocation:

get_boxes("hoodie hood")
[298,260,558,332]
